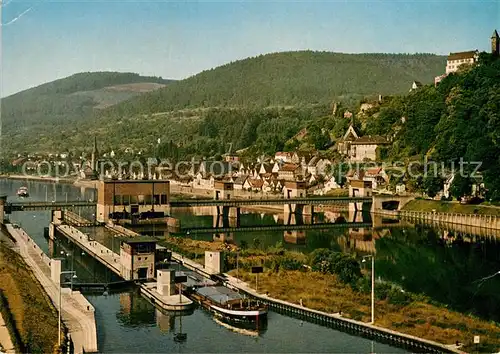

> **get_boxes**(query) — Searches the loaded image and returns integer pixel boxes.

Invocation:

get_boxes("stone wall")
[399,210,500,230]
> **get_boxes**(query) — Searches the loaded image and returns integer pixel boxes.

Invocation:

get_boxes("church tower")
[492,29,499,56]
[91,136,99,172]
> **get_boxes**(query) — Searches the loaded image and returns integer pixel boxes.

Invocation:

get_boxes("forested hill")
[361,53,500,200]
[2,72,173,153]
[101,51,446,117]
[5,72,171,98]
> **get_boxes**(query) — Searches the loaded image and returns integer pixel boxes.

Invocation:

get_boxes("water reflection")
[375,225,500,322]
[2,179,500,350]
[116,290,156,328]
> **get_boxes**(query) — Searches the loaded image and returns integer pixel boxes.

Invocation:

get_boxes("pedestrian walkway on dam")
[6,224,98,354]
[57,224,121,275]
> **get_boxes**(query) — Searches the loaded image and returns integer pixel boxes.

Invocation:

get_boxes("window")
[122,195,130,205]
[160,194,167,204]
[145,194,152,204]
[138,195,145,205]
[154,195,160,204]
[138,257,141,260]
[113,195,122,205]
[130,195,138,204]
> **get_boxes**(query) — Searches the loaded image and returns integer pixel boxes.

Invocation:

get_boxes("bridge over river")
[4,196,372,211]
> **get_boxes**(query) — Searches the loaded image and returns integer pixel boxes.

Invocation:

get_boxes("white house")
[233,175,248,190]
[363,167,389,189]
[258,163,273,175]
[446,50,479,74]
[278,163,302,181]
[272,161,281,173]
[324,175,341,191]
[395,184,406,195]
[409,81,423,92]
[275,152,293,163]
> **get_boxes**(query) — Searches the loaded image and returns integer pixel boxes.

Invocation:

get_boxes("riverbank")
[0,174,76,184]
[0,238,63,353]
[164,236,500,353]
[403,199,500,216]
[6,224,98,353]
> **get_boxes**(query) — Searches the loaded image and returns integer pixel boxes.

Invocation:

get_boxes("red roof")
[248,179,264,188]
[447,50,478,61]
[365,167,383,176]
[280,163,300,172]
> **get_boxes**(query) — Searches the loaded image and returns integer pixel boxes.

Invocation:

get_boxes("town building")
[338,126,390,162]
[120,238,157,280]
[277,163,303,181]
[96,180,170,223]
[446,50,479,74]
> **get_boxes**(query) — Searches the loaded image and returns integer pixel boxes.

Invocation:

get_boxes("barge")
[177,270,268,327]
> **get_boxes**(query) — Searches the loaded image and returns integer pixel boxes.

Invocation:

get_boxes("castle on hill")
[435,29,499,85]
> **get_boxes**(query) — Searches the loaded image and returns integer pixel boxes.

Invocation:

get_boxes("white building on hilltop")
[446,50,479,74]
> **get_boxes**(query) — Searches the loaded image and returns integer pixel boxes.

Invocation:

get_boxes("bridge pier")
[213,206,240,224]
[283,230,306,245]
[212,214,235,243]
[348,180,373,214]
[0,195,6,225]
[48,210,64,240]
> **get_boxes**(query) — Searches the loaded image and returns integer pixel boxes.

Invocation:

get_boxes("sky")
[1,0,498,96]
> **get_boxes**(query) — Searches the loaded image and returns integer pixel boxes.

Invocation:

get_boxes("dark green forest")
[101,51,445,116]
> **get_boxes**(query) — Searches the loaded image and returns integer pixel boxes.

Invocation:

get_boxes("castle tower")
[492,29,499,56]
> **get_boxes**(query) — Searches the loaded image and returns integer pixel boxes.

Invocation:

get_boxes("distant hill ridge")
[6,71,172,98]
[1,72,174,154]
[101,51,446,117]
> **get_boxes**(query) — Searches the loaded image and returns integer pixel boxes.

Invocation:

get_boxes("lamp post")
[362,255,375,324]
[57,270,77,347]
[60,251,74,291]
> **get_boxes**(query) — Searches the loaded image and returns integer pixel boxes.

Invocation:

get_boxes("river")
[2,178,500,352]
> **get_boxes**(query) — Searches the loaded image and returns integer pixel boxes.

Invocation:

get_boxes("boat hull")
[185,286,268,324]
[210,304,268,323]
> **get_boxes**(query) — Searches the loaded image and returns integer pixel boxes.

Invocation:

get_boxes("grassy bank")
[0,243,64,353]
[232,269,500,352]
[162,235,500,352]
[161,235,239,264]
[403,199,500,216]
